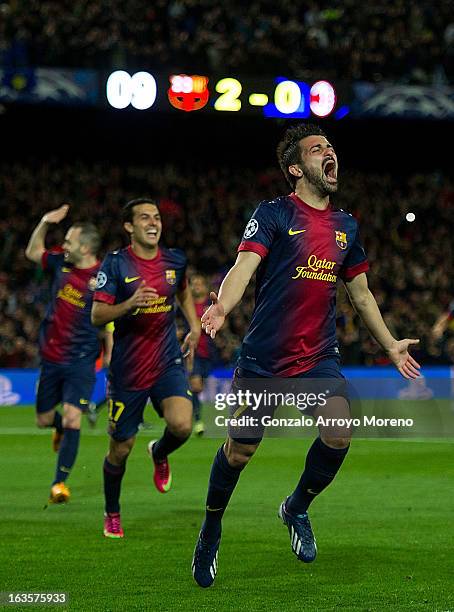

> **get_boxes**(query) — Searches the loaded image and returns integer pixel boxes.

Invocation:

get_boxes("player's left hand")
[181,329,200,372]
[386,339,421,379]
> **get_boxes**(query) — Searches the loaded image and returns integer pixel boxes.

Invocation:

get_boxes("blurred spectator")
[0,0,452,83]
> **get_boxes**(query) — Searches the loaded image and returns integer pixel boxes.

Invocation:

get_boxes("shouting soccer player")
[92,197,200,539]
[192,123,421,587]
[25,205,101,504]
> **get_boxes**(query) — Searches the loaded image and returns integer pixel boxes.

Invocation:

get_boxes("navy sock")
[52,411,63,434]
[53,428,80,484]
[103,458,126,514]
[152,427,189,462]
[287,437,349,514]
[192,393,202,421]
[201,445,243,543]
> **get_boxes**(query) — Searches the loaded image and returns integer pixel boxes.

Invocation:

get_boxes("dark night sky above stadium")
[2,104,451,173]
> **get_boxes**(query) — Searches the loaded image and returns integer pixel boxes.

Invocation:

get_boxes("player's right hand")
[201,291,225,339]
[128,281,159,308]
[42,204,70,224]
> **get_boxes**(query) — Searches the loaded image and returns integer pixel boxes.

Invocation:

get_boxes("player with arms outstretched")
[192,123,421,587]
[92,198,200,538]
[25,205,101,504]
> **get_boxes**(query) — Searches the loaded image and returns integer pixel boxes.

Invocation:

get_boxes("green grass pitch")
[1,405,454,611]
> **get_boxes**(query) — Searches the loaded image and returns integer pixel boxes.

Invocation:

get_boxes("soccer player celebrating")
[189,274,214,436]
[92,198,200,539]
[25,205,101,504]
[192,123,421,587]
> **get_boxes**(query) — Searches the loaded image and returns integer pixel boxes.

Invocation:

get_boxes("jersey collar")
[290,192,331,216]
[127,244,161,263]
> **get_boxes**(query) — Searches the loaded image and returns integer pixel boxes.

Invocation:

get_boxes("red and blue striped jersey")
[39,250,101,364]
[194,300,211,359]
[94,245,187,390]
[237,193,369,376]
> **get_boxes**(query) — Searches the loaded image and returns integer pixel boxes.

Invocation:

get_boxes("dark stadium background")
[1,105,452,168]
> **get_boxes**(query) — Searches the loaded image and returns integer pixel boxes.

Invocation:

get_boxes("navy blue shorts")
[229,357,348,444]
[191,356,212,379]
[36,359,96,413]
[107,364,192,441]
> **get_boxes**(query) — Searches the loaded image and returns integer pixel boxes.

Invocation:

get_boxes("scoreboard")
[106,70,350,119]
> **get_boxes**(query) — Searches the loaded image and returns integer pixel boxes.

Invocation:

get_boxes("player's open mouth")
[323,159,337,183]
[146,229,158,237]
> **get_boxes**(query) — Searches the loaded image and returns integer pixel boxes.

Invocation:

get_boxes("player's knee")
[225,441,257,469]
[109,446,130,465]
[170,420,192,440]
[190,377,203,394]
[109,438,134,464]
[321,435,351,449]
[62,412,81,430]
[36,413,53,428]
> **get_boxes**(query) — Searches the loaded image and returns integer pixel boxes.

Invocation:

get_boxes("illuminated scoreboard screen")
[106,71,351,119]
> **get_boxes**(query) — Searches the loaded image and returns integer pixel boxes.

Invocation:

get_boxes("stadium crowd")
[0,159,453,368]
[1,0,453,84]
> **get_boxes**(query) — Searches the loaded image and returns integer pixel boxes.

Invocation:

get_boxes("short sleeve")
[93,254,118,304]
[42,249,64,272]
[237,202,279,259]
[339,225,369,281]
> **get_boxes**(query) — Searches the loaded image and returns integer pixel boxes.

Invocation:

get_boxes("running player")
[192,123,421,586]
[189,274,214,436]
[25,204,101,504]
[92,197,200,538]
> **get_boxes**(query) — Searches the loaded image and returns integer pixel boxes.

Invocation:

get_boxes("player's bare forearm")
[25,220,49,263]
[218,252,261,315]
[91,300,134,326]
[345,272,420,378]
[352,289,395,350]
[345,273,395,350]
[26,204,70,263]
[92,282,159,326]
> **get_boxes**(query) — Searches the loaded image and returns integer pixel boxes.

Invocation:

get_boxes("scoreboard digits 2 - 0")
[106,70,350,119]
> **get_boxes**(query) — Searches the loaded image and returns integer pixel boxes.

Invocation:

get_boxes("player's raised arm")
[91,281,159,326]
[345,272,421,379]
[201,251,261,339]
[25,204,70,263]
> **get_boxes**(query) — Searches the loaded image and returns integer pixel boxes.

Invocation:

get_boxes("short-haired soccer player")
[25,205,101,504]
[192,123,421,587]
[92,198,200,538]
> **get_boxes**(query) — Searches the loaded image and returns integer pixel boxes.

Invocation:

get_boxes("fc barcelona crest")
[166,269,176,285]
[335,230,347,250]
